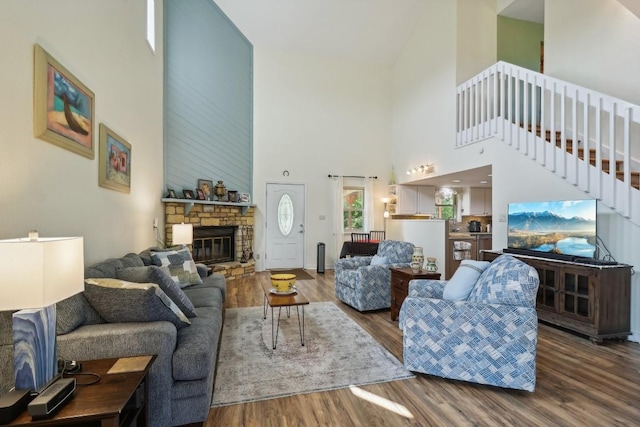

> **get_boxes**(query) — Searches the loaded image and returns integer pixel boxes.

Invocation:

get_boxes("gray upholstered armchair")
[400,254,540,391]
[334,240,414,311]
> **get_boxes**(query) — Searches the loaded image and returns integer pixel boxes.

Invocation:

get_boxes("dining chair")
[351,232,370,242]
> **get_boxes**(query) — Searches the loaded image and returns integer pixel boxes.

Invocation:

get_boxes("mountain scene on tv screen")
[508,208,596,258]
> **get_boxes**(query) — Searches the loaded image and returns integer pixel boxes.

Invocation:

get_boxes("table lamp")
[172,223,193,246]
[0,233,84,393]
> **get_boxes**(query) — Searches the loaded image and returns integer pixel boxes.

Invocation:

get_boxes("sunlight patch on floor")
[349,386,414,419]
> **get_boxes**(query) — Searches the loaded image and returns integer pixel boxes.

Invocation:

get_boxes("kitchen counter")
[449,232,492,238]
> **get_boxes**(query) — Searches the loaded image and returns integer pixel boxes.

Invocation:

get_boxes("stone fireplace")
[163,201,255,280]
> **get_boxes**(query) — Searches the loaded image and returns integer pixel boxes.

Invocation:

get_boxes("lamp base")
[12,305,57,393]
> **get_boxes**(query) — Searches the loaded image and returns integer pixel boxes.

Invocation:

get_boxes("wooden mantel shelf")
[161,198,255,215]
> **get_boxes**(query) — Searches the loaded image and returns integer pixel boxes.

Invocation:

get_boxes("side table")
[8,356,155,427]
[390,267,441,320]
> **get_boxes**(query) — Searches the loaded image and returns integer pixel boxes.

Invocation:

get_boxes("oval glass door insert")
[277,194,294,236]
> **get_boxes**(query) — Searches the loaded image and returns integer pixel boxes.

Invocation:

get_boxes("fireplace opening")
[193,226,236,264]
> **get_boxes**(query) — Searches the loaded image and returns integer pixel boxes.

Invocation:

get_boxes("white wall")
[252,48,393,270]
[0,0,164,264]
[545,0,640,105]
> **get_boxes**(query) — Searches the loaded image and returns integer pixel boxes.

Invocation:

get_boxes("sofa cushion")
[467,255,539,307]
[84,258,125,279]
[182,286,223,309]
[172,312,222,381]
[84,278,191,329]
[117,266,197,318]
[443,260,491,301]
[56,293,104,334]
[150,248,203,288]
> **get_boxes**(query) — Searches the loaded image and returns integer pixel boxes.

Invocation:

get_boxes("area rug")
[211,302,414,407]
[267,268,314,280]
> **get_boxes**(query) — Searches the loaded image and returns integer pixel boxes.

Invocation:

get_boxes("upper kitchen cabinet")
[397,185,435,215]
[464,187,492,215]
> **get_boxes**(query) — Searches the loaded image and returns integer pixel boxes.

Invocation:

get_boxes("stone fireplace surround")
[163,201,255,280]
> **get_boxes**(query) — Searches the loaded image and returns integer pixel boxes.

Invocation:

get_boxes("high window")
[147,0,155,52]
[343,187,364,231]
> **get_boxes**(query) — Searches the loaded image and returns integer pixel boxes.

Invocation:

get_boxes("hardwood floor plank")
[205,270,640,426]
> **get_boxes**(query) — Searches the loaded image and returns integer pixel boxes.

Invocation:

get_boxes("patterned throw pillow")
[150,247,203,288]
[84,278,191,329]
[116,266,197,318]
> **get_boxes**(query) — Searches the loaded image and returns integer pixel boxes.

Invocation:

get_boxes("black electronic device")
[27,378,75,419]
[0,389,33,424]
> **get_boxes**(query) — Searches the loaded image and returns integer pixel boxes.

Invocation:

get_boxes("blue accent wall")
[164,0,253,196]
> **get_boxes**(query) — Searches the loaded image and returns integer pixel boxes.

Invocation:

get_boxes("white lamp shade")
[0,237,84,310]
[172,223,193,245]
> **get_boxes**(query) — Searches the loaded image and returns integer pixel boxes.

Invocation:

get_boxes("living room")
[1,0,640,424]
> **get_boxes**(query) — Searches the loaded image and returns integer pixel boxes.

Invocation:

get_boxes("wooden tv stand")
[481,250,631,343]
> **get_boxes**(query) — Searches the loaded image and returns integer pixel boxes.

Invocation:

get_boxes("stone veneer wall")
[164,202,255,280]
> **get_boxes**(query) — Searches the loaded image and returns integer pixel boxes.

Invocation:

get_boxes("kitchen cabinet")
[466,188,492,215]
[397,185,435,215]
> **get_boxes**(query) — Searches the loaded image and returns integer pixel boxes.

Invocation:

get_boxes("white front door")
[265,183,305,269]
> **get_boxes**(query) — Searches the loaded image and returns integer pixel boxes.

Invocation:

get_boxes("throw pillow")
[150,247,203,288]
[370,254,389,266]
[84,278,191,329]
[116,266,197,318]
[443,260,491,301]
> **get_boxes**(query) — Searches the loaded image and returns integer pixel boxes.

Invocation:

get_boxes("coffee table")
[261,282,310,349]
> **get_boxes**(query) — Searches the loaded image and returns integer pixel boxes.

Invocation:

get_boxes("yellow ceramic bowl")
[270,274,296,292]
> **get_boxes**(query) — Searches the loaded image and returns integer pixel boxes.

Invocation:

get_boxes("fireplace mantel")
[161,198,255,215]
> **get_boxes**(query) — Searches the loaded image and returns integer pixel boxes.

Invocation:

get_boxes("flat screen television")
[506,199,597,261]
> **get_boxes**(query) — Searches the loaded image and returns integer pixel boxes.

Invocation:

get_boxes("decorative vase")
[214,180,227,201]
[410,247,424,273]
[425,257,438,272]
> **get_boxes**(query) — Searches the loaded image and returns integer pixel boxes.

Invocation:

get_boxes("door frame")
[264,181,307,269]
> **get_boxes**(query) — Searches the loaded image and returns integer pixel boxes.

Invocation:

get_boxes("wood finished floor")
[205,270,640,426]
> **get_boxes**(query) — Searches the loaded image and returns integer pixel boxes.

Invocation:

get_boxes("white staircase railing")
[456,61,640,225]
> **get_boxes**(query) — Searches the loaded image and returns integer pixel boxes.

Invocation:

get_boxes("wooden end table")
[390,267,441,320]
[9,356,155,426]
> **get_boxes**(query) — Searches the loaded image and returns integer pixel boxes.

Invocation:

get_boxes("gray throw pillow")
[116,266,197,318]
[84,278,191,329]
[150,247,203,288]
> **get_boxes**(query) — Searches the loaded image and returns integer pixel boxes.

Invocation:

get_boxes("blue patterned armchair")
[400,254,539,391]
[334,240,415,311]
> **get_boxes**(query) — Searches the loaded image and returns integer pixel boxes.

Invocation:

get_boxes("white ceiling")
[214,0,429,65]
[499,0,544,24]
[409,165,492,189]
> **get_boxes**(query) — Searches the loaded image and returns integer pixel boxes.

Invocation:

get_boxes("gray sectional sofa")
[0,248,226,427]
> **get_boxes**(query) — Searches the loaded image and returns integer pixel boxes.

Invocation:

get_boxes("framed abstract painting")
[33,44,95,159]
[98,124,131,193]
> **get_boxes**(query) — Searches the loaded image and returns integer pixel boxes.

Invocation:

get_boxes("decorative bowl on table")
[270,274,296,293]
